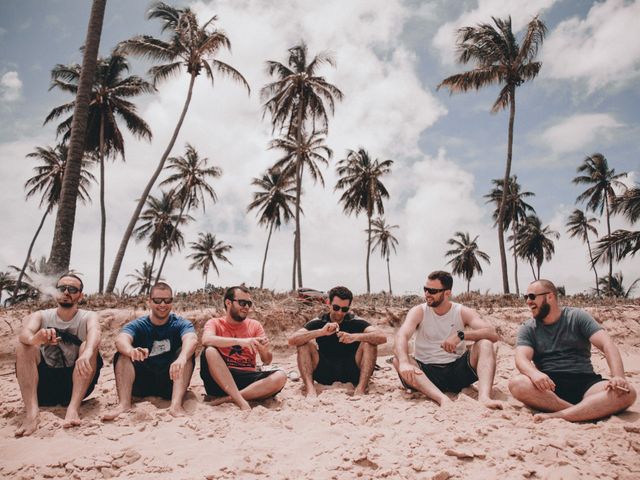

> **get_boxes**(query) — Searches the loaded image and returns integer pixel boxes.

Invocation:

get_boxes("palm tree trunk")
[295,160,303,288]
[47,0,106,274]
[467,278,471,293]
[537,262,541,281]
[605,195,613,291]
[529,260,536,281]
[291,229,297,291]
[365,213,372,294]
[98,114,106,293]
[512,223,520,295]
[204,271,208,291]
[260,221,275,289]
[147,249,157,295]
[13,207,51,300]
[585,232,600,296]
[386,255,392,295]
[155,195,188,283]
[106,72,197,293]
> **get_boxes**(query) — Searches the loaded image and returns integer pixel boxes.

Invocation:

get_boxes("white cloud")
[539,113,623,156]
[543,0,640,92]
[432,0,557,64]
[0,71,23,103]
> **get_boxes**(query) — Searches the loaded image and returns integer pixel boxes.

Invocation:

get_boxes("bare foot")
[15,414,39,437]
[353,388,366,396]
[438,396,453,408]
[63,410,82,428]
[102,405,132,422]
[479,397,505,410]
[209,396,231,407]
[168,405,187,418]
[533,412,559,423]
[304,384,318,398]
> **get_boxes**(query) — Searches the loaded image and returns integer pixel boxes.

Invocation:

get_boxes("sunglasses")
[423,287,446,295]
[523,292,550,301]
[233,299,253,308]
[56,285,81,294]
[331,304,350,313]
[151,297,173,304]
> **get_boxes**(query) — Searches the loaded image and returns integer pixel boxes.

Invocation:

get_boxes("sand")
[0,298,639,479]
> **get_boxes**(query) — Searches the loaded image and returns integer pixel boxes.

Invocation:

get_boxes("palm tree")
[261,41,343,289]
[0,271,15,305]
[154,143,222,282]
[268,128,333,288]
[107,2,250,293]
[45,53,154,293]
[335,148,393,293]
[438,16,547,294]
[597,272,639,298]
[134,192,193,292]
[369,217,399,295]
[573,153,627,290]
[8,257,50,304]
[47,0,106,274]
[13,145,95,301]
[247,169,296,288]
[187,233,232,289]
[593,185,640,264]
[485,176,535,295]
[513,215,559,280]
[127,262,162,296]
[566,209,600,295]
[445,232,490,293]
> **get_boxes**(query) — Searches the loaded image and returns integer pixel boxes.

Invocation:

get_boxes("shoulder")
[170,314,196,330]
[204,317,223,328]
[125,315,150,329]
[518,318,536,333]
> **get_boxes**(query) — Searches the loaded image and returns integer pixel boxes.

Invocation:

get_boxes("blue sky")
[0,0,638,296]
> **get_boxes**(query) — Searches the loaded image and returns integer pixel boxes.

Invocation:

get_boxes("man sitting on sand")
[15,273,102,436]
[288,286,386,396]
[509,279,637,422]
[393,270,503,409]
[200,286,287,410]
[103,282,197,420]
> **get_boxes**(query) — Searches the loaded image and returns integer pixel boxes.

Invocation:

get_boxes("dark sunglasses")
[233,299,253,308]
[523,292,550,301]
[423,287,446,295]
[151,297,173,304]
[56,285,81,294]
[331,304,349,313]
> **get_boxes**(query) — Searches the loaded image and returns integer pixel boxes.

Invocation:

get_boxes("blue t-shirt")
[516,307,603,374]
[122,313,195,365]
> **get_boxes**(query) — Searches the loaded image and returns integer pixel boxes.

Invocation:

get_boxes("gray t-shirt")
[40,308,92,368]
[516,307,603,374]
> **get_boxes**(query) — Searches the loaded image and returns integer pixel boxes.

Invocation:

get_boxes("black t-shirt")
[304,313,371,359]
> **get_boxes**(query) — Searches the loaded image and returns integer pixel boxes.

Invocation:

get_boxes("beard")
[427,297,444,308]
[58,301,74,309]
[534,301,550,321]
[230,307,247,322]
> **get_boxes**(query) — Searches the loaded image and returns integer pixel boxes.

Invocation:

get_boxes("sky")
[0,0,638,297]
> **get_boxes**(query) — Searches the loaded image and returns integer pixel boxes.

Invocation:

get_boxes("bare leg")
[102,355,135,421]
[296,342,319,397]
[204,347,251,410]
[353,343,377,395]
[508,374,572,412]
[532,381,637,422]
[15,342,41,437]
[169,359,194,417]
[209,371,288,406]
[64,343,99,428]
[469,340,504,409]
[392,356,450,406]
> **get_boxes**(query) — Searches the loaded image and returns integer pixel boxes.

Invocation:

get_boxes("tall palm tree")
[485,176,535,295]
[8,257,50,304]
[438,16,547,294]
[134,191,193,292]
[13,145,95,301]
[573,153,627,290]
[369,217,399,295]
[0,271,15,305]
[566,209,600,295]
[154,143,222,282]
[187,233,232,289]
[593,185,640,264]
[261,41,343,289]
[268,128,333,288]
[45,53,154,292]
[335,148,393,293]
[247,169,296,288]
[513,215,559,280]
[445,232,490,293]
[47,0,106,274]
[107,2,249,293]
[597,272,639,298]
[127,262,162,296]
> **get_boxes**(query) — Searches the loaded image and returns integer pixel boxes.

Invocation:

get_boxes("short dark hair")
[427,270,453,291]
[149,282,172,297]
[532,279,558,297]
[223,285,250,306]
[328,286,353,304]
[57,273,84,292]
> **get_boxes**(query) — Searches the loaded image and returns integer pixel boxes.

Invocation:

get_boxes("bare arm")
[337,326,387,345]
[394,306,421,363]
[256,339,273,365]
[18,311,50,346]
[514,345,556,391]
[589,330,630,393]
[82,313,101,355]
[460,307,499,342]
[201,330,255,349]
[179,332,198,360]
[288,323,339,346]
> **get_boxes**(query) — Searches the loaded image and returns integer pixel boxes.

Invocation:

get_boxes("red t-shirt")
[203,317,265,371]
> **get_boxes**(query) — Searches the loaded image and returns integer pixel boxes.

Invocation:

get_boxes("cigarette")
[614,385,630,393]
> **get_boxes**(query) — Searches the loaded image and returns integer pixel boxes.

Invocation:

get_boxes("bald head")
[530,279,558,298]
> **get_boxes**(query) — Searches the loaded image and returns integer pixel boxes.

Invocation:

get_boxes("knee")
[271,370,288,390]
[622,385,637,409]
[204,346,222,360]
[15,341,38,362]
[476,339,494,354]
[391,356,400,372]
[508,374,531,398]
[362,342,376,355]
[296,342,314,353]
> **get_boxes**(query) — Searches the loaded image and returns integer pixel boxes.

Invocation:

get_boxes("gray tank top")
[413,302,465,364]
[40,308,91,368]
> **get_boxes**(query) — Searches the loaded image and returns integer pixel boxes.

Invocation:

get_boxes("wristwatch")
[457,330,465,341]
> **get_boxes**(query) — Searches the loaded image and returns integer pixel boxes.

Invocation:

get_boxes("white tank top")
[413,302,465,365]
[40,308,91,368]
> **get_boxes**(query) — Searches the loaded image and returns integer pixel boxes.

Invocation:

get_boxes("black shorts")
[545,371,605,405]
[313,351,360,386]
[199,350,282,397]
[113,352,195,400]
[36,354,104,406]
[404,351,478,393]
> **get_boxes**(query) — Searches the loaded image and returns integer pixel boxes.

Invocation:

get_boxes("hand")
[129,347,149,362]
[169,356,187,381]
[255,336,270,349]
[529,370,555,391]
[440,333,460,353]
[398,360,423,387]
[606,376,630,396]
[337,331,356,344]
[240,337,261,353]
[320,322,339,337]
[75,351,93,377]
[35,328,59,346]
